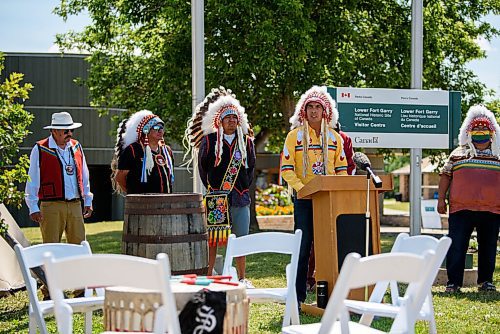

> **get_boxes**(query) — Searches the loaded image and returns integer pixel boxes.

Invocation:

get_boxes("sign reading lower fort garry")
[328,87,461,149]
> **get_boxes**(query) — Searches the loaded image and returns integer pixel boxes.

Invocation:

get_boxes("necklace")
[56,146,74,175]
[155,152,166,166]
[310,134,325,175]
[150,146,166,166]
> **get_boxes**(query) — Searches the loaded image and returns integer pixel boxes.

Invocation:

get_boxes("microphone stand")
[364,172,371,301]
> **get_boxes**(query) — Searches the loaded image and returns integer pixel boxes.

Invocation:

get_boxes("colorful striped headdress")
[458,105,500,157]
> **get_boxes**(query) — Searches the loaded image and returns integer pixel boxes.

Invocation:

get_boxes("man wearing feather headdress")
[112,110,174,194]
[437,105,500,293]
[280,85,348,304]
[183,87,256,288]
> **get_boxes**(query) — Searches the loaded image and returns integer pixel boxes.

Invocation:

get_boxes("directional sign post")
[328,87,461,149]
[329,86,461,236]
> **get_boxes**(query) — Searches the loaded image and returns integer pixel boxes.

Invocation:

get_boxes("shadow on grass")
[434,289,500,303]
[0,322,29,334]
[0,299,30,334]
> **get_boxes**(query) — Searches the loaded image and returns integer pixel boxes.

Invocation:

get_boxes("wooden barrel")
[122,193,208,275]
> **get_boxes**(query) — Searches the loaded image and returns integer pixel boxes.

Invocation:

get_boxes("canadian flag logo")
[341,92,351,98]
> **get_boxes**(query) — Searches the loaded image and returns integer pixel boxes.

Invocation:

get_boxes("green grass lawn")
[1,222,499,333]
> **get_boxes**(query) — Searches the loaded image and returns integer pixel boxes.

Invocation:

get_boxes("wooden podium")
[298,175,393,316]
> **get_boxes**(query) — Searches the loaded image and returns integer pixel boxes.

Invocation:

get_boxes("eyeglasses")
[152,124,164,131]
[63,129,74,134]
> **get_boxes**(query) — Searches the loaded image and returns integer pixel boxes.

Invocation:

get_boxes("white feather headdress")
[458,104,500,157]
[202,95,249,136]
[289,85,338,130]
[114,109,167,183]
[183,87,251,168]
[288,86,340,176]
[121,110,155,148]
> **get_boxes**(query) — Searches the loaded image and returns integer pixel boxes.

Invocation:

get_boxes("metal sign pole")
[191,0,205,194]
[410,0,423,235]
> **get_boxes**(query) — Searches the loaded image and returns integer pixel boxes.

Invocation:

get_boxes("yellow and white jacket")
[280,126,348,192]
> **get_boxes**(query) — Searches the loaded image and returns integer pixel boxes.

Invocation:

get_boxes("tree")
[486,99,500,123]
[54,0,499,150]
[0,53,34,207]
[0,53,33,235]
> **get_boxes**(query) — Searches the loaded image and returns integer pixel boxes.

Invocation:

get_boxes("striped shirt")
[441,145,500,214]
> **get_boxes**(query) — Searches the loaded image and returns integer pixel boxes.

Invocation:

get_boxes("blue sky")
[1,0,498,99]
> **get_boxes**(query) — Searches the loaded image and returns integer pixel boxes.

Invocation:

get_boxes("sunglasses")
[63,129,74,134]
[152,124,164,131]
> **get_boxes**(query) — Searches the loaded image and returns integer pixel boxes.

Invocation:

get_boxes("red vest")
[37,138,84,201]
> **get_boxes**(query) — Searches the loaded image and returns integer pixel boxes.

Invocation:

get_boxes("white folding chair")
[344,233,451,334]
[222,230,302,327]
[282,251,435,334]
[14,241,103,334]
[43,252,181,334]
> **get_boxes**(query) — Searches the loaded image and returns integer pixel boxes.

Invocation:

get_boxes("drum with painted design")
[103,286,160,332]
[103,282,249,333]
[173,281,249,334]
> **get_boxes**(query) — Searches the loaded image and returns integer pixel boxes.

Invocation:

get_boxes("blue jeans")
[230,205,250,237]
[293,198,313,303]
[446,210,499,286]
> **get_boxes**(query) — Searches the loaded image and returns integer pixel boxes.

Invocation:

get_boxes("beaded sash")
[205,148,243,246]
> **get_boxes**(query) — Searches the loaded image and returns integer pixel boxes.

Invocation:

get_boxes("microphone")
[353,152,383,188]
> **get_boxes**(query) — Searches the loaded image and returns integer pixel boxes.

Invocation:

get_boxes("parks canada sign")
[328,87,461,149]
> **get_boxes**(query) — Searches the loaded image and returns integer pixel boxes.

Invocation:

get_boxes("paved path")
[257,211,483,237]
[383,208,410,216]
[381,225,450,236]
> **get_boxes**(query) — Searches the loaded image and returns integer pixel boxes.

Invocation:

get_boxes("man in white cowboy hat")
[25,112,93,246]
[280,85,348,306]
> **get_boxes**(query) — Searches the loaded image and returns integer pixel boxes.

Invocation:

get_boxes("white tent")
[0,204,30,292]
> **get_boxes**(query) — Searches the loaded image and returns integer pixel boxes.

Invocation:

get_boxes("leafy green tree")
[54,0,499,150]
[0,53,34,208]
[486,99,500,122]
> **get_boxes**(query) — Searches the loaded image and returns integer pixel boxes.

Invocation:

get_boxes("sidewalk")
[383,208,410,216]
[383,208,453,236]
[380,225,450,237]
[257,212,480,237]
[380,209,481,237]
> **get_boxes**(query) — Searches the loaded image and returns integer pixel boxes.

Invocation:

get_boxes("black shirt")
[198,133,255,207]
[118,142,174,194]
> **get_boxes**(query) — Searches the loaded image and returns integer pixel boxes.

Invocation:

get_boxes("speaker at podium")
[297,175,393,316]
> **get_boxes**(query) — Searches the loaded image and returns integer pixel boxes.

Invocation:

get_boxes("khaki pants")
[39,201,86,244]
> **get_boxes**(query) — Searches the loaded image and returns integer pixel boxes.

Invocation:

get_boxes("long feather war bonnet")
[183,87,251,168]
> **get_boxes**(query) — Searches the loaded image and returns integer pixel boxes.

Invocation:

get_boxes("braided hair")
[111,117,129,194]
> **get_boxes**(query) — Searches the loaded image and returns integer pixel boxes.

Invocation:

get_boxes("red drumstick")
[212,280,240,286]
[206,275,232,280]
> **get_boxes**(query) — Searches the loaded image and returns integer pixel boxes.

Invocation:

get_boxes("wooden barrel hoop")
[122,193,208,275]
